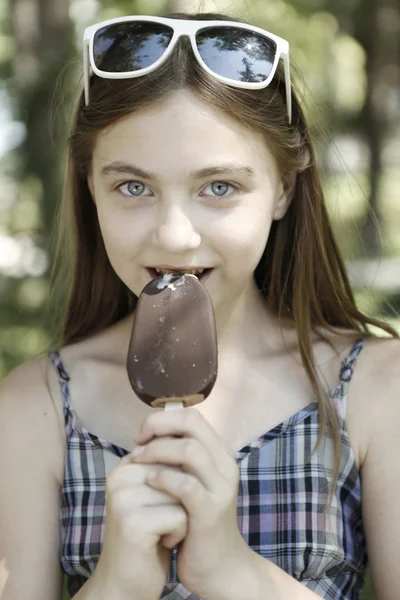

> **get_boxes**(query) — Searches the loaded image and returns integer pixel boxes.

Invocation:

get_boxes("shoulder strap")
[48,350,71,411]
[339,338,366,384]
[336,338,367,417]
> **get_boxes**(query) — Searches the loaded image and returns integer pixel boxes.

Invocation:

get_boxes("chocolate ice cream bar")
[127,273,218,408]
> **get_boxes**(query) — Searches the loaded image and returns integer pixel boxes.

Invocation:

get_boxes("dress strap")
[339,338,366,384]
[334,337,367,419]
[48,350,71,411]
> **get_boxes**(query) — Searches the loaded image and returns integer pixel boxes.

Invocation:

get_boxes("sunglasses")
[83,16,292,122]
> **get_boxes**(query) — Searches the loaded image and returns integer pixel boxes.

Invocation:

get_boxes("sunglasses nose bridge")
[169,31,199,61]
[173,31,196,46]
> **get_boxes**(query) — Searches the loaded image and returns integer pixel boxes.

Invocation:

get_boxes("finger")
[119,452,134,466]
[133,437,219,491]
[107,463,179,505]
[108,461,150,488]
[161,529,186,550]
[135,408,235,477]
[125,504,187,543]
[146,467,208,517]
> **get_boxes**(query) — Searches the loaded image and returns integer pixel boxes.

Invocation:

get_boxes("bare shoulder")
[0,317,129,485]
[0,355,65,483]
[0,354,55,419]
[347,335,400,598]
[346,335,400,467]
[350,335,400,400]
[0,357,66,597]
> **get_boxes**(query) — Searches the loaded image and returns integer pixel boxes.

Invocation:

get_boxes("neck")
[212,278,297,364]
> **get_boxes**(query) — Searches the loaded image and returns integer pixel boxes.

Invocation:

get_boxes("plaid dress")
[49,338,368,599]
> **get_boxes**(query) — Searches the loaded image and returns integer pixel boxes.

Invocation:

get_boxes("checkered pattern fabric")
[49,338,368,599]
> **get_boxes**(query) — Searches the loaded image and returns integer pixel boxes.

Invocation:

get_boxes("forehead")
[92,89,276,174]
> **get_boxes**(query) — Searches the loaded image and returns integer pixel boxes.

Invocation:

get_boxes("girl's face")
[88,89,293,310]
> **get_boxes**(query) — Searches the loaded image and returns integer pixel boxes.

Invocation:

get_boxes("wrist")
[201,540,262,600]
[224,547,263,600]
[89,561,134,600]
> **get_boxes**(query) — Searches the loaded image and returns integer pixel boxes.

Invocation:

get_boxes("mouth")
[146,267,213,283]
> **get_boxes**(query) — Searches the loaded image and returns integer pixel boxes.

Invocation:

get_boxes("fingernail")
[132,445,144,457]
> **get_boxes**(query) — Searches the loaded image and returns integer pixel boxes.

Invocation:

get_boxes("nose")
[151,204,201,253]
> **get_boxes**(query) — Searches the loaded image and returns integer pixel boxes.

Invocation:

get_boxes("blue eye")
[115,180,240,199]
[117,181,152,197]
[202,181,240,197]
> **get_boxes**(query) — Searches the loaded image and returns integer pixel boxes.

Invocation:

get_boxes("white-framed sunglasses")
[83,15,292,122]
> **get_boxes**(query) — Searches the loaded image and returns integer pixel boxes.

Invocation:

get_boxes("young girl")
[0,10,399,600]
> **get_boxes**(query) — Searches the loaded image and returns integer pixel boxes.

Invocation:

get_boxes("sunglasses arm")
[83,39,90,106]
[283,52,292,124]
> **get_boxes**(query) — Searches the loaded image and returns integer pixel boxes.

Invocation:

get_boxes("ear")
[272,170,297,221]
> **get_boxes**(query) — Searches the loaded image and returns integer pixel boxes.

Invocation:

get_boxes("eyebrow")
[100,161,256,181]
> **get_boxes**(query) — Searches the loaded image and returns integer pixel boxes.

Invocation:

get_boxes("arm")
[0,358,139,600]
[0,358,64,600]
[72,568,124,600]
[356,341,400,600]
[133,339,400,600]
[210,550,326,600]
[235,338,400,600]
[132,410,326,600]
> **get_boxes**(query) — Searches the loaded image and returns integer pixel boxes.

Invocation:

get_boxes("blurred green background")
[0,0,399,598]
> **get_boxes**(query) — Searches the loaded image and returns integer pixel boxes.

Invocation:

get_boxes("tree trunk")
[324,0,399,257]
[353,0,399,255]
[6,0,74,345]
[9,0,73,237]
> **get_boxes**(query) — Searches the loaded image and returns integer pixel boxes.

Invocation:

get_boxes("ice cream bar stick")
[164,401,184,411]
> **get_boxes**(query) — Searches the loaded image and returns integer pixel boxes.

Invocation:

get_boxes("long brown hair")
[51,11,398,518]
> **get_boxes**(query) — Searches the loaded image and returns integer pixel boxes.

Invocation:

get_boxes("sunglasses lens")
[196,27,277,83]
[93,22,174,72]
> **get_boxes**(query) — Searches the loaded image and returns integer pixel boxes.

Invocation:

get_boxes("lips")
[147,268,213,283]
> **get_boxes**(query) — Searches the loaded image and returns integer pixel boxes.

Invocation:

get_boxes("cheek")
[96,205,141,259]
[212,205,272,267]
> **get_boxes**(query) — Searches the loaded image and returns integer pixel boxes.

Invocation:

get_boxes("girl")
[0,10,399,600]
